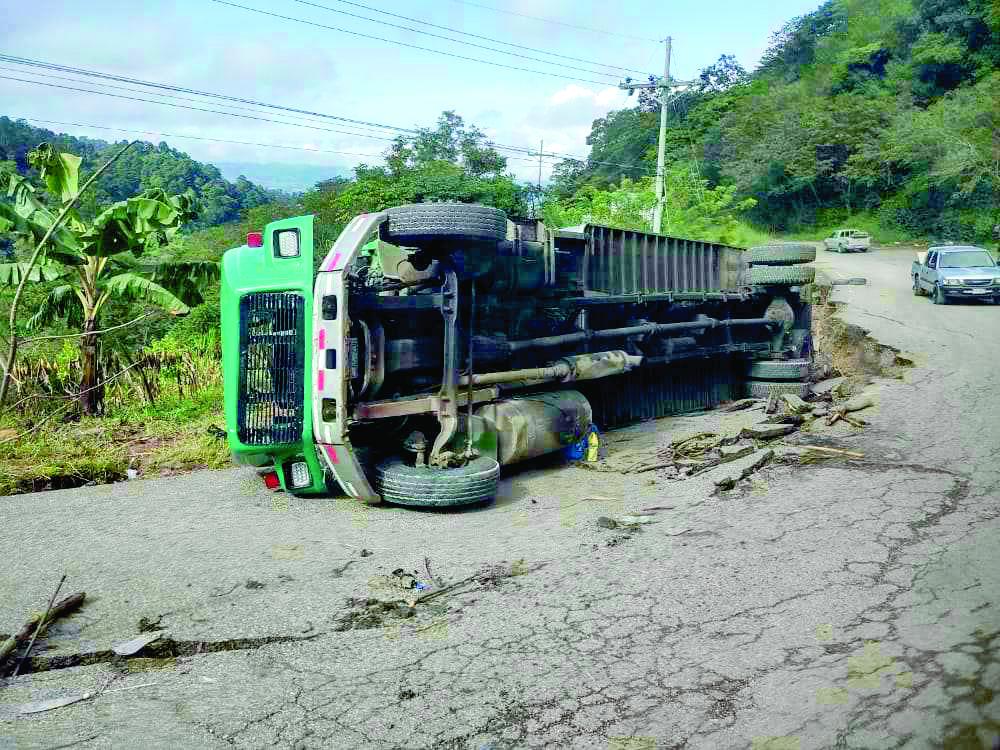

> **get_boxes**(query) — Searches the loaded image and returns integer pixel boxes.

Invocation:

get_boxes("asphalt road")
[2,245,998,750]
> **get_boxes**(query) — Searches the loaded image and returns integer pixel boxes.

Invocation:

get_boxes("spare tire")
[374,455,500,507]
[745,380,812,399]
[750,244,817,265]
[748,358,811,381]
[751,265,816,286]
[384,203,507,246]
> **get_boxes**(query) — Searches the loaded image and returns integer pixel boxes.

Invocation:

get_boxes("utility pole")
[619,37,693,234]
[537,139,544,191]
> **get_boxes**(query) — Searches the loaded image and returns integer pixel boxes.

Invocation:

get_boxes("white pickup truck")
[823,229,871,253]
[911,245,1000,305]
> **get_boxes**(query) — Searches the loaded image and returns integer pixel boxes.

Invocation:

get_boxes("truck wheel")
[746,380,812,399]
[384,203,507,246]
[374,455,500,507]
[912,275,923,296]
[933,285,948,305]
[748,358,811,381]
[750,266,816,286]
[749,244,817,266]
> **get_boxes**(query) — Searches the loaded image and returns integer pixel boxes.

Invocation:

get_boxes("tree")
[386,111,507,177]
[1,144,215,414]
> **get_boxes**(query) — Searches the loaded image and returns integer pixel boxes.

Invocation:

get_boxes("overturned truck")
[221,203,815,506]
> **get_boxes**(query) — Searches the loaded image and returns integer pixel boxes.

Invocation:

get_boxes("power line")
[207,0,616,86]
[0,53,419,135]
[0,74,405,143]
[443,0,662,43]
[14,116,553,172]
[0,62,653,174]
[292,0,653,76]
[0,66,406,142]
[17,116,385,160]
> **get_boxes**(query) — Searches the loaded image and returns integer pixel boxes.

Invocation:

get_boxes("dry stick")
[10,574,67,678]
[0,591,86,670]
[801,445,864,458]
[0,140,139,408]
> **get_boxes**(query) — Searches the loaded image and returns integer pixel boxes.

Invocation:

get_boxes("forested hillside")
[545,0,999,243]
[0,117,282,228]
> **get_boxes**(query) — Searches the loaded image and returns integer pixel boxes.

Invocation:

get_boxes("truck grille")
[237,292,305,446]
[962,279,990,286]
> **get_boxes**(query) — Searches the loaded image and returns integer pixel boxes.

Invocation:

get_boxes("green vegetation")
[546,0,999,245]
[3,0,998,494]
[0,111,527,494]
[0,117,281,228]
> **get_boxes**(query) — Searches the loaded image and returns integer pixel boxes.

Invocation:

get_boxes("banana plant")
[0,143,216,415]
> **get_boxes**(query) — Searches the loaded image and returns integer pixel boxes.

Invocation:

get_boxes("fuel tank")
[473,390,592,466]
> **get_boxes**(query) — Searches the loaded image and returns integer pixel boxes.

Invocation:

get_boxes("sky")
[1,0,823,190]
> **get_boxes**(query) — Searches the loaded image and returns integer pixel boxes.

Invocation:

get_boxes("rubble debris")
[741,424,797,440]
[598,515,658,530]
[780,394,813,415]
[811,407,830,418]
[812,377,846,396]
[765,391,781,414]
[801,445,864,459]
[17,692,94,715]
[360,548,374,557]
[714,449,775,490]
[112,632,163,657]
[762,413,806,426]
[826,394,876,426]
[720,399,759,412]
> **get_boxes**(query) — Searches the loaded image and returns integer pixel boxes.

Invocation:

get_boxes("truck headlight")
[289,461,311,488]
[993,278,1000,286]
[943,278,962,286]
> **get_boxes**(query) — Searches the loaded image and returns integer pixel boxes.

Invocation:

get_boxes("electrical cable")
[17,116,385,160]
[206,0,617,86]
[0,67,408,141]
[442,0,662,43]
[0,53,419,135]
[2,62,654,173]
[291,0,654,76]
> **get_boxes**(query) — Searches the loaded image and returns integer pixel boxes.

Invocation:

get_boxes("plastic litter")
[563,424,600,462]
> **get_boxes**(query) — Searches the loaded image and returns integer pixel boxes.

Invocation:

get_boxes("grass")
[0,385,230,496]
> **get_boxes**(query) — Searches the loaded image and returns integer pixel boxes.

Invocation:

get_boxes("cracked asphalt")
[2,245,999,749]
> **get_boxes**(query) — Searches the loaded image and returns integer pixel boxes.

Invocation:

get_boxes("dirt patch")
[810,284,914,388]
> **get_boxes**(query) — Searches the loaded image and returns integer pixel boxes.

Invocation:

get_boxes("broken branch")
[1,591,86,672]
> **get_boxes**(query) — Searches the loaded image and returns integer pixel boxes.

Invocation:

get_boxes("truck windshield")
[939,251,995,268]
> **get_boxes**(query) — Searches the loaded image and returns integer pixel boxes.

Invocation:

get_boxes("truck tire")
[933,285,949,305]
[912,275,924,296]
[748,358,811,380]
[745,380,812,399]
[384,203,507,246]
[374,455,500,507]
[749,244,817,265]
[750,266,816,286]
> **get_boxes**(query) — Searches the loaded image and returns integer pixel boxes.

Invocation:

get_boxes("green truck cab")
[220,215,328,495]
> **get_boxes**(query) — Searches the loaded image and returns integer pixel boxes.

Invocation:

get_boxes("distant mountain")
[214,161,351,194]
[0,116,283,228]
